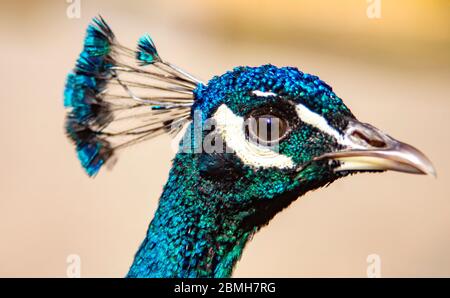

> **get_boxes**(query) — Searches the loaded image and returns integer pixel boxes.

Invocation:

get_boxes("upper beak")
[316,119,436,177]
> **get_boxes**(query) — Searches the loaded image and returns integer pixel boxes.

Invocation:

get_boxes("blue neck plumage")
[126,153,256,278]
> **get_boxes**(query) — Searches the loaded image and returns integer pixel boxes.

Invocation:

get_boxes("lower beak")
[316,120,436,177]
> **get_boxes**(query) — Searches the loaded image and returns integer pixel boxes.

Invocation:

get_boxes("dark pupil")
[248,114,287,144]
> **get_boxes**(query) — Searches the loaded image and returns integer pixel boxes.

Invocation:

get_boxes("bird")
[63,17,436,278]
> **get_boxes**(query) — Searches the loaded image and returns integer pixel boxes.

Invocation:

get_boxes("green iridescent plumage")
[65,16,354,277]
[64,17,434,278]
[127,65,353,277]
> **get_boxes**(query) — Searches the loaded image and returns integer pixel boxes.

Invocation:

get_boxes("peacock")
[63,17,436,278]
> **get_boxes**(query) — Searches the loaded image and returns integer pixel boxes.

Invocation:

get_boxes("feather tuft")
[64,73,99,108]
[65,119,112,177]
[77,141,112,177]
[64,16,117,175]
[63,16,199,176]
[84,15,115,57]
[136,34,160,65]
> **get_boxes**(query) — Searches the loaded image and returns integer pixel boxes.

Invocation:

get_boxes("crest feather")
[136,34,160,65]
[63,16,202,176]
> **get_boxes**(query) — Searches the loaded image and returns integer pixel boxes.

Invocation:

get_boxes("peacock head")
[64,17,435,211]
[180,64,436,206]
[64,16,437,278]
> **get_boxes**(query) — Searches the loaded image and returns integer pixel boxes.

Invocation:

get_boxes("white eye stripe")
[295,104,343,142]
[251,90,277,97]
[295,104,356,147]
[213,104,295,169]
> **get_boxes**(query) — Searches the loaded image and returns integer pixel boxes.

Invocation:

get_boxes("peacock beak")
[316,119,437,177]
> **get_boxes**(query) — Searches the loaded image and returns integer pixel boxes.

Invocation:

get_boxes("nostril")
[351,130,387,148]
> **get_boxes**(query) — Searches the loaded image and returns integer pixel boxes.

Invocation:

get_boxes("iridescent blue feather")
[75,52,113,77]
[64,16,196,177]
[77,142,110,177]
[84,16,115,57]
[136,34,160,65]
[64,16,116,176]
[64,73,98,108]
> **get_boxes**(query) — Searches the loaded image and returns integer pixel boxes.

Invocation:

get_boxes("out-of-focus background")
[0,0,449,277]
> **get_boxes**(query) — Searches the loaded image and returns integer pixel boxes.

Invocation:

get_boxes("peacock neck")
[127,153,257,278]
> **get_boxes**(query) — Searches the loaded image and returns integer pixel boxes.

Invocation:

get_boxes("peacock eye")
[245,109,290,146]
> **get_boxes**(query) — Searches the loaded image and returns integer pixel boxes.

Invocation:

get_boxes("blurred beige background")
[0,0,449,277]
